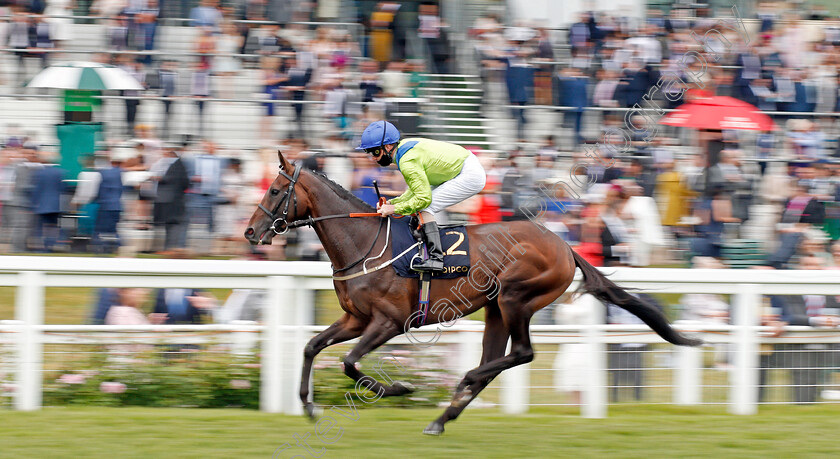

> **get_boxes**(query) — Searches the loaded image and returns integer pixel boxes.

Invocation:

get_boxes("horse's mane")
[301,167,375,211]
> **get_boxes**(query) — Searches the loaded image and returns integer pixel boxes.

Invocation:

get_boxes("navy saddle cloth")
[391,217,470,278]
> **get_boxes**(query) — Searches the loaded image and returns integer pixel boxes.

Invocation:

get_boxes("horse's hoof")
[394,381,415,394]
[303,403,320,421]
[423,421,444,436]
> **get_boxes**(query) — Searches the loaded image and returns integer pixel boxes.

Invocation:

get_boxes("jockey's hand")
[377,203,396,217]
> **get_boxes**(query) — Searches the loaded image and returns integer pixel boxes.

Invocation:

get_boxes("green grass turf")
[0,405,839,458]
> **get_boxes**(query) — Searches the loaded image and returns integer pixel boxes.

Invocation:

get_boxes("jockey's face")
[366,143,395,160]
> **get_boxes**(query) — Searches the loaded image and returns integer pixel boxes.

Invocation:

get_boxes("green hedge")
[41,349,455,410]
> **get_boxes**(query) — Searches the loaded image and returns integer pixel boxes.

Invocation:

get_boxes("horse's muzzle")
[244,227,272,245]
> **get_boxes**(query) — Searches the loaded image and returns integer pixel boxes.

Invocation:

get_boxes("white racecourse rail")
[1,256,840,417]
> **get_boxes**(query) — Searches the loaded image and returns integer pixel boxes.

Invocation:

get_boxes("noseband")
[257,165,302,235]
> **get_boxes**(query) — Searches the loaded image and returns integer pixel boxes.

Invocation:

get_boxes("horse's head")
[244,151,313,245]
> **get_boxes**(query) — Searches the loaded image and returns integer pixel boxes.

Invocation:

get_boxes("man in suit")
[154,59,179,140]
[93,155,124,254]
[31,153,64,252]
[554,66,589,146]
[281,55,312,138]
[152,145,190,254]
[6,147,40,252]
[504,47,534,140]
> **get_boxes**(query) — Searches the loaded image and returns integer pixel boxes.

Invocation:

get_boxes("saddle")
[393,216,472,329]
[391,216,470,279]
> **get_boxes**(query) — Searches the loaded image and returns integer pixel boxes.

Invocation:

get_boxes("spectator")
[655,159,696,231]
[690,184,740,259]
[280,55,312,138]
[69,154,100,243]
[766,180,825,269]
[504,46,535,140]
[119,56,145,137]
[369,2,400,64]
[786,119,826,161]
[44,0,74,48]
[151,144,190,255]
[106,11,130,51]
[554,67,589,146]
[105,288,156,325]
[134,0,159,64]
[600,186,633,267]
[187,140,223,254]
[213,21,243,99]
[154,288,217,324]
[8,10,34,89]
[29,13,53,71]
[259,56,285,141]
[152,59,180,140]
[189,60,212,138]
[418,2,448,74]
[30,152,64,252]
[6,147,40,252]
[707,149,754,224]
[189,0,223,33]
[215,157,250,255]
[92,154,123,254]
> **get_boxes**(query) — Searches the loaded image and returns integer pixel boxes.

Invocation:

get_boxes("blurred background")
[2,0,840,442]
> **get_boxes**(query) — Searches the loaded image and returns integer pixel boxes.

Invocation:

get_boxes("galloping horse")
[245,152,701,435]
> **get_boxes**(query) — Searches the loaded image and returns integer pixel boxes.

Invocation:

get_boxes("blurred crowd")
[2,1,840,405]
[1,1,840,274]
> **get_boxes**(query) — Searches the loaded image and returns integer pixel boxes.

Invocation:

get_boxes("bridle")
[257,164,302,236]
[256,164,395,274]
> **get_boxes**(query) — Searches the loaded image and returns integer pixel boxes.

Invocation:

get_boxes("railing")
[1,257,840,416]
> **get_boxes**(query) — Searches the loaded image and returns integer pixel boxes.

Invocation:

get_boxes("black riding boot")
[414,221,444,272]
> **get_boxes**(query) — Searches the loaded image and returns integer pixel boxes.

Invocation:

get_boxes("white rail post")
[675,331,702,405]
[500,338,529,414]
[457,320,483,376]
[581,294,607,418]
[15,271,45,411]
[280,278,310,415]
[230,320,257,356]
[730,283,760,415]
[261,275,291,413]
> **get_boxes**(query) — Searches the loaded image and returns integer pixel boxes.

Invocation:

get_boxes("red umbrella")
[659,95,777,131]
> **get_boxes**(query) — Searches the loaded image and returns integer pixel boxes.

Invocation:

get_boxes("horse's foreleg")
[425,305,510,436]
[342,316,413,397]
[300,314,364,419]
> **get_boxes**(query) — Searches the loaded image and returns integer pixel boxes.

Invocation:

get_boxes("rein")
[261,166,407,276]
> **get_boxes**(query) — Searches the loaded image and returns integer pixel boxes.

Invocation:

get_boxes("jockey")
[357,120,487,272]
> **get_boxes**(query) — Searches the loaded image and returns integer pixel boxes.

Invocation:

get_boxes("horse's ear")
[278,150,293,172]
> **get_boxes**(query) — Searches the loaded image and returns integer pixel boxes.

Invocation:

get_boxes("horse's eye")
[270,188,280,196]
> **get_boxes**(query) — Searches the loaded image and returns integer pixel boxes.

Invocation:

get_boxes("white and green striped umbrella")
[26,61,144,91]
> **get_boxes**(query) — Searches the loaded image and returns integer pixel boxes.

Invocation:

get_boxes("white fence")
[1,257,840,417]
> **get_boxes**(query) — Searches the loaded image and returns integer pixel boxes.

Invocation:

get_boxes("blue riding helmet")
[356,121,401,151]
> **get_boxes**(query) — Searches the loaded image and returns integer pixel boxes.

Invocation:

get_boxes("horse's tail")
[571,249,703,347]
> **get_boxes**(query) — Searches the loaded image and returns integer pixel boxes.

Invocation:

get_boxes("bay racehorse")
[244,152,701,435]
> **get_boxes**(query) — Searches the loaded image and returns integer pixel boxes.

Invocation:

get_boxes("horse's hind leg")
[424,304,510,436]
[425,295,539,435]
[342,315,415,397]
[300,313,365,418]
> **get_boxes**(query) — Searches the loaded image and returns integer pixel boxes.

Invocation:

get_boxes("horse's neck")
[303,176,380,269]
